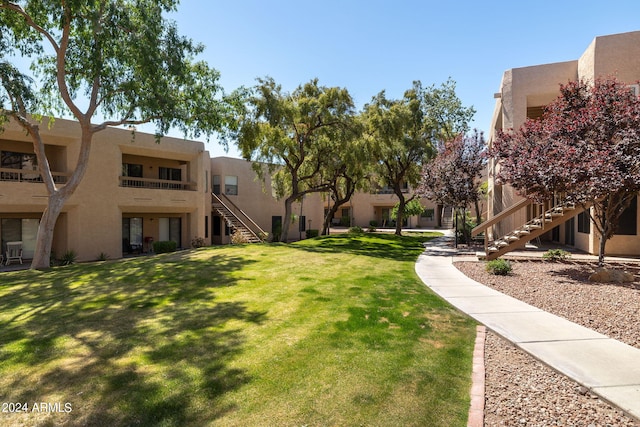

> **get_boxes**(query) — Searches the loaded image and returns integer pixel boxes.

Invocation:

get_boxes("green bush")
[348,226,364,234]
[60,249,78,266]
[486,258,512,275]
[97,252,110,261]
[369,220,378,227]
[542,249,571,261]
[153,240,177,254]
[305,229,319,238]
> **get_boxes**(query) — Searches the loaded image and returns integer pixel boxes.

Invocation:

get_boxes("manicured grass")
[0,232,476,426]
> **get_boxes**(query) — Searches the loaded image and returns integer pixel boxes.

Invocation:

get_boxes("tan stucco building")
[484,30,640,258]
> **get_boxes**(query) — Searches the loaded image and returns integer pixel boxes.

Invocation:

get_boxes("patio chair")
[6,241,23,265]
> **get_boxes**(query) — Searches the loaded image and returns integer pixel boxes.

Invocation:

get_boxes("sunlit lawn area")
[0,232,476,426]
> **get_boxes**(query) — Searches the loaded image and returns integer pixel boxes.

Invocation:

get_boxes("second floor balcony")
[119,175,196,191]
[0,167,70,184]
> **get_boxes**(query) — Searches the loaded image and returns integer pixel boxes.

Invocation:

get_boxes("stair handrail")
[212,193,265,242]
[219,193,267,238]
[472,197,533,237]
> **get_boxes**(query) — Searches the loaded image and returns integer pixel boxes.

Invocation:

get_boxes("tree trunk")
[598,234,607,266]
[395,198,405,236]
[280,196,294,242]
[323,203,341,236]
[474,199,482,226]
[31,193,66,269]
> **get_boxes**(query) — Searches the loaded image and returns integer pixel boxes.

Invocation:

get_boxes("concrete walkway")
[415,236,640,421]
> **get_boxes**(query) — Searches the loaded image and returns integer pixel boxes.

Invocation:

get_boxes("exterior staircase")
[212,193,266,243]
[472,198,587,261]
[441,206,454,229]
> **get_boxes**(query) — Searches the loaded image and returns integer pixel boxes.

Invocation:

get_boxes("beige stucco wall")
[210,157,324,242]
[0,117,208,262]
[488,30,640,256]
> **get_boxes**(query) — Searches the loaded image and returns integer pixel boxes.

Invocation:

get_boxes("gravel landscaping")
[455,259,640,426]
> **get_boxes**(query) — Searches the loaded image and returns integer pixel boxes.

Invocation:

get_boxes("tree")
[320,121,370,235]
[390,198,424,223]
[419,130,487,243]
[0,1,233,269]
[491,77,640,265]
[363,79,475,235]
[235,77,356,242]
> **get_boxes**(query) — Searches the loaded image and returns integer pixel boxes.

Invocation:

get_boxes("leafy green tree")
[363,79,475,235]
[320,120,370,235]
[235,77,357,242]
[390,198,424,223]
[0,1,233,268]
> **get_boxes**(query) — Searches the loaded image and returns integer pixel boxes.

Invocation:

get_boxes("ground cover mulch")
[455,258,640,426]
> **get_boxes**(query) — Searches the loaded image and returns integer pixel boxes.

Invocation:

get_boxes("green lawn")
[0,232,476,426]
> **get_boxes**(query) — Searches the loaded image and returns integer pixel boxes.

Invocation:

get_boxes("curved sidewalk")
[415,236,640,421]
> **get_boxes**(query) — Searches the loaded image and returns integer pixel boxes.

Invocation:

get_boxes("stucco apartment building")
[480,30,640,258]
[1,116,443,263]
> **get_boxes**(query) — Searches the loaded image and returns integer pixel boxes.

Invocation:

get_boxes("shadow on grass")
[0,250,266,426]
[291,232,440,262]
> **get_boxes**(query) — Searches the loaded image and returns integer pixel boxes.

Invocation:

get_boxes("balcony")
[0,167,70,184]
[119,176,197,191]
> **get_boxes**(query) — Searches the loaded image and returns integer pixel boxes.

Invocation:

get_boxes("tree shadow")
[0,251,267,426]
[546,261,640,290]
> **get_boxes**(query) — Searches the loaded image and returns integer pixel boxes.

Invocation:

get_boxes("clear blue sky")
[172,1,640,157]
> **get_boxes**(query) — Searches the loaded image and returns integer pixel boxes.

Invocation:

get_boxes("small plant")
[367,227,377,233]
[153,240,177,254]
[60,249,78,266]
[191,236,206,248]
[542,249,571,262]
[348,226,364,234]
[305,229,319,239]
[97,252,110,261]
[230,229,250,244]
[486,258,512,275]
[369,220,378,227]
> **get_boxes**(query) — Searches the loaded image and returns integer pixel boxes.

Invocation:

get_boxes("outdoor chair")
[5,241,23,265]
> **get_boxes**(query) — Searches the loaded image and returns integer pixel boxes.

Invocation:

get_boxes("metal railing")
[119,176,197,191]
[0,167,70,184]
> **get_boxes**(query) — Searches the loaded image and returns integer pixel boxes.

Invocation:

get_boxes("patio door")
[159,217,182,246]
[1,218,39,259]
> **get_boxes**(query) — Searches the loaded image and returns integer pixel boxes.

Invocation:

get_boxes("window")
[225,175,238,195]
[212,175,221,195]
[213,215,221,236]
[159,167,182,181]
[1,150,37,170]
[577,211,591,234]
[299,215,306,232]
[159,217,182,245]
[617,196,637,236]
[205,215,209,238]
[1,151,39,181]
[1,218,39,259]
[122,217,143,253]
[122,163,143,178]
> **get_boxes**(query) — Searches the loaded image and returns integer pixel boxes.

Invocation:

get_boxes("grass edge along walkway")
[0,232,476,427]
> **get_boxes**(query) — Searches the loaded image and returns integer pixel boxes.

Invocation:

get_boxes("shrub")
[60,249,78,266]
[153,240,177,254]
[542,249,571,262]
[305,229,319,239]
[486,258,512,275]
[97,252,110,261]
[191,236,206,248]
[348,226,364,234]
[369,220,378,227]
[367,227,377,233]
[230,229,250,244]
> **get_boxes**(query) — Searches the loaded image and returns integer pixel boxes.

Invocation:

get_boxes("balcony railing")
[0,168,70,184]
[119,176,197,191]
